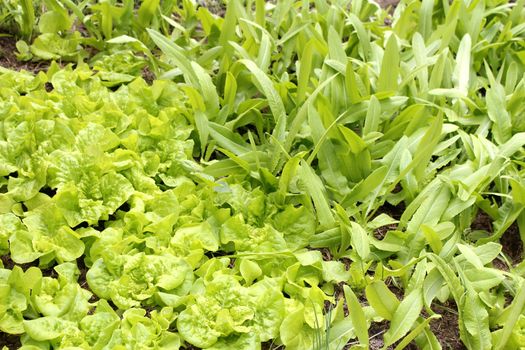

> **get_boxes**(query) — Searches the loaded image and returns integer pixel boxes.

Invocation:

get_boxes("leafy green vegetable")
[0,0,524,348]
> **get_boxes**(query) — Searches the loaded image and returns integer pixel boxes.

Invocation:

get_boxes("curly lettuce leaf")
[271,205,316,250]
[220,215,287,253]
[86,253,193,309]
[10,206,84,264]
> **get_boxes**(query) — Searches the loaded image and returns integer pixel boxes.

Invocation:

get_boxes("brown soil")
[141,66,156,85]
[359,301,465,350]
[470,210,493,232]
[378,201,406,220]
[77,257,99,303]
[374,222,398,240]
[492,257,509,271]
[375,0,400,10]
[372,202,404,239]
[199,0,226,17]
[343,320,418,350]
[0,254,38,271]
[430,302,466,350]
[0,333,21,350]
[261,341,284,350]
[368,320,390,349]
[500,223,523,266]
[471,211,523,267]
[0,36,50,73]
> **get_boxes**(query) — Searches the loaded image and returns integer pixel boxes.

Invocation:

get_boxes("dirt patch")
[312,247,334,261]
[0,254,16,270]
[1,253,61,279]
[348,320,417,350]
[377,201,406,221]
[0,332,21,350]
[0,36,50,73]
[375,0,400,10]
[0,254,39,271]
[492,257,509,271]
[76,257,100,303]
[374,222,398,240]
[471,211,523,267]
[372,202,404,239]
[430,302,466,350]
[356,301,463,350]
[367,320,390,349]
[141,66,156,85]
[261,341,284,350]
[77,258,97,300]
[500,223,523,266]
[198,0,226,17]
[471,210,493,232]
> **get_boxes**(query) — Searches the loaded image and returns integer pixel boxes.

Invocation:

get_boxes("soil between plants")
[0,333,21,350]
[0,36,51,73]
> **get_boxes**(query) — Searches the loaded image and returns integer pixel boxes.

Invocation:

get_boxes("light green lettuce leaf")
[23,316,73,341]
[270,205,316,250]
[206,333,259,350]
[30,33,83,61]
[248,279,286,342]
[0,267,31,334]
[221,215,287,253]
[87,253,193,309]
[79,301,120,348]
[0,213,22,255]
[10,206,84,264]
[171,221,219,252]
[178,274,284,348]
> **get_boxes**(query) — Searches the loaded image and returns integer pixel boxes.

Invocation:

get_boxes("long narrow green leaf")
[344,285,369,346]
[377,34,400,93]
[383,289,423,348]
[365,280,400,320]
[495,280,525,350]
[297,40,315,104]
[394,315,440,350]
[298,160,335,227]
[238,59,287,142]
[452,34,471,97]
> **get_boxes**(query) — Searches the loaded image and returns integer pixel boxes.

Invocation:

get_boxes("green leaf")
[297,40,315,104]
[239,259,262,285]
[394,315,441,350]
[418,0,434,40]
[350,221,370,260]
[19,0,35,40]
[38,10,71,34]
[486,73,512,144]
[238,59,287,142]
[383,289,423,347]
[298,160,335,228]
[344,285,369,346]
[137,0,160,29]
[452,34,471,97]
[24,317,71,341]
[460,291,492,350]
[365,280,400,320]
[456,244,484,269]
[363,95,381,136]
[495,281,525,350]
[377,34,400,93]
[428,254,464,303]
